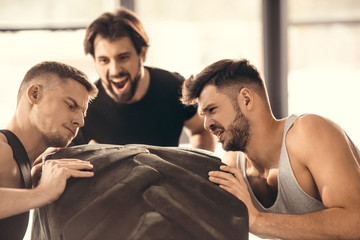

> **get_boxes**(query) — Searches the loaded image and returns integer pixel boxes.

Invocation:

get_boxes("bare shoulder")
[0,133,19,187]
[0,133,22,188]
[293,114,342,134]
[0,133,13,162]
[287,113,353,165]
[285,114,360,209]
[287,114,345,147]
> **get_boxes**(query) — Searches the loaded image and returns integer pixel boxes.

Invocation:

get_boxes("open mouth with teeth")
[110,78,128,91]
[213,130,224,142]
[112,80,127,88]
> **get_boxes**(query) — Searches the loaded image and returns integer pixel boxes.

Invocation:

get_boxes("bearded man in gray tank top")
[181,58,360,239]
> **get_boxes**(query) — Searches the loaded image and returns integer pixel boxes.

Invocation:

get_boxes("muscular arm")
[210,115,360,239]
[0,186,56,219]
[0,143,94,219]
[261,114,360,239]
[184,112,216,152]
[252,207,359,239]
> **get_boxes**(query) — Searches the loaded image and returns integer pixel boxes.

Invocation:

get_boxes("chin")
[63,141,71,148]
[45,134,67,148]
[222,143,232,152]
[53,142,68,148]
[111,93,130,103]
[63,137,74,147]
[57,136,72,148]
[223,142,244,152]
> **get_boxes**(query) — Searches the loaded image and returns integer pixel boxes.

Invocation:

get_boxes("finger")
[33,154,45,166]
[208,170,234,180]
[220,165,243,179]
[62,163,94,171]
[56,158,91,163]
[33,148,62,166]
[88,139,98,144]
[43,147,62,155]
[44,161,93,170]
[46,158,79,162]
[31,164,43,185]
[31,164,43,175]
[33,160,43,167]
[219,184,234,193]
[208,176,233,187]
[208,175,223,184]
[67,169,95,178]
[220,165,237,172]
[219,185,241,199]
[52,160,93,166]
[46,159,92,165]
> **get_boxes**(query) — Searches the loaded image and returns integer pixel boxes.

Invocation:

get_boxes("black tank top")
[0,129,32,240]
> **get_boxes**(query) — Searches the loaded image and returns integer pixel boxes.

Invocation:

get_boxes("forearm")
[252,207,360,239]
[0,187,50,219]
[189,131,216,152]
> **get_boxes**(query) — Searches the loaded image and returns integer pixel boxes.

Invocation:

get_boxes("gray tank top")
[236,115,326,214]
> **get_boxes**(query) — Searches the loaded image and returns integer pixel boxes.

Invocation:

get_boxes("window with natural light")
[0,1,359,240]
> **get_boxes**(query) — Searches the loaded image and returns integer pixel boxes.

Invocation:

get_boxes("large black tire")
[31,144,248,240]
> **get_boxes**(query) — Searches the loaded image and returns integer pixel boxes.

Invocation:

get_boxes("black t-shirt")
[71,67,197,146]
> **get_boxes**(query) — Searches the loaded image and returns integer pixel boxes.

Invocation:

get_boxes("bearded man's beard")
[223,111,250,152]
[107,60,142,103]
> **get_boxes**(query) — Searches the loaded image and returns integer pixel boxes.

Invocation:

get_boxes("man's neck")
[128,67,150,104]
[245,118,286,171]
[7,117,46,164]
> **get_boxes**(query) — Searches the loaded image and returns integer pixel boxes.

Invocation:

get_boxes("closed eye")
[65,101,75,110]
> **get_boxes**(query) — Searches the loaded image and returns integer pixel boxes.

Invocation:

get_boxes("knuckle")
[46,160,57,166]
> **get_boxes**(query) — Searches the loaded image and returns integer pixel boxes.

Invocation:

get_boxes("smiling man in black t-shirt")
[71,8,216,151]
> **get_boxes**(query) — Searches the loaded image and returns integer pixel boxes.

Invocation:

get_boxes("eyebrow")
[99,50,132,57]
[65,97,87,116]
[200,103,216,115]
[117,51,131,56]
[96,50,131,59]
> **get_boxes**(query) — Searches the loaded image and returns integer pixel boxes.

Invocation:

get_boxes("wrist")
[32,185,56,207]
[249,207,261,232]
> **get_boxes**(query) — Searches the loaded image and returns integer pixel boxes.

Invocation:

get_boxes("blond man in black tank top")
[0,61,98,239]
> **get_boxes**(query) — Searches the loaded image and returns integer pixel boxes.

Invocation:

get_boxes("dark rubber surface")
[31,144,248,240]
